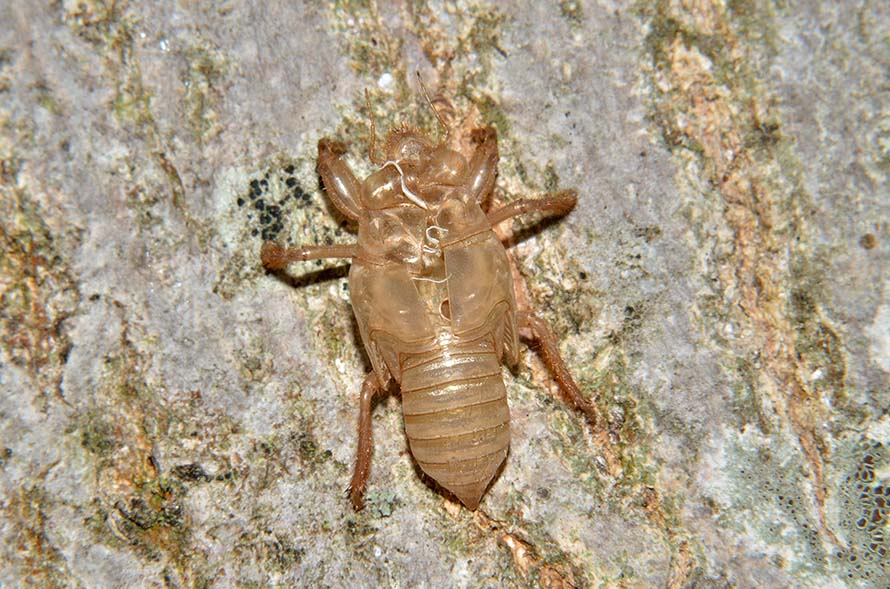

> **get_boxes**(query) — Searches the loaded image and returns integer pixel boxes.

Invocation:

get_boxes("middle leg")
[261,242,357,270]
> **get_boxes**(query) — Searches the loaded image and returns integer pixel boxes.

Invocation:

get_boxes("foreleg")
[348,372,386,510]
[466,126,500,205]
[317,138,363,222]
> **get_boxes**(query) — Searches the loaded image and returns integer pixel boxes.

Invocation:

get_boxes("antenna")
[416,71,450,140]
[365,89,384,165]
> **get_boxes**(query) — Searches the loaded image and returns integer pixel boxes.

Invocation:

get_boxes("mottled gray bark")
[1,1,887,588]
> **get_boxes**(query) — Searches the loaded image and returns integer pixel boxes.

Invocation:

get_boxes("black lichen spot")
[171,463,210,482]
[242,170,311,242]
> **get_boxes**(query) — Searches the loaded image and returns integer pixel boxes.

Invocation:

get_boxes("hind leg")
[516,311,595,418]
[517,310,621,476]
[348,372,386,510]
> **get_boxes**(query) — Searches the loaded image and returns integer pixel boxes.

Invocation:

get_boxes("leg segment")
[317,138,363,222]
[261,241,356,270]
[517,311,595,419]
[487,190,577,227]
[348,372,386,510]
[517,310,621,476]
[466,127,500,204]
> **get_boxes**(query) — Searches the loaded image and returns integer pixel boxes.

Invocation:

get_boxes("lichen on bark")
[1,1,887,587]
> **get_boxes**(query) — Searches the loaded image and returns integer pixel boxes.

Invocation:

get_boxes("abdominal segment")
[400,347,510,509]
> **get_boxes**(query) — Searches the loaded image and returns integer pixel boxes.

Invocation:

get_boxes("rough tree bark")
[1,2,887,588]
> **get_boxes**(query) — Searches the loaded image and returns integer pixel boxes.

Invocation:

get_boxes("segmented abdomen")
[400,345,510,509]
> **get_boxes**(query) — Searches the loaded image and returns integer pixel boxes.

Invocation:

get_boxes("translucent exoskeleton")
[262,85,593,510]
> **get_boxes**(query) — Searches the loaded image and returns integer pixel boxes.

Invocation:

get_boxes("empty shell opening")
[440,299,451,320]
